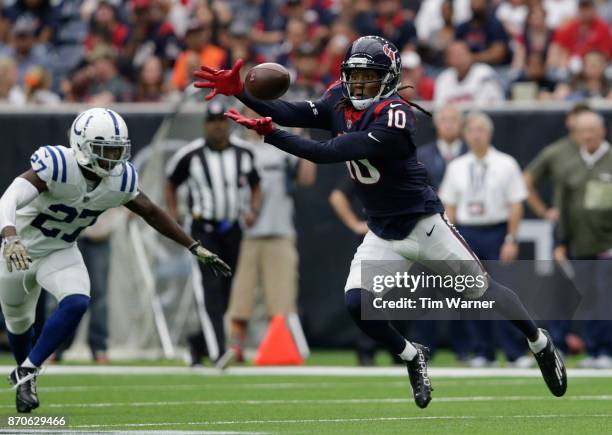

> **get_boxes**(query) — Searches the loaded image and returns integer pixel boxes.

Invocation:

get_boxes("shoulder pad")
[371,99,416,133]
[118,162,139,194]
[322,80,343,100]
[106,161,139,194]
[372,99,412,118]
[325,79,342,94]
[30,145,73,185]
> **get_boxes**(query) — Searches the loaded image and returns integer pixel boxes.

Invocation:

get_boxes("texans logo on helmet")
[382,44,396,63]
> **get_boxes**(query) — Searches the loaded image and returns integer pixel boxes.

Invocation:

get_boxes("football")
[244,63,291,100]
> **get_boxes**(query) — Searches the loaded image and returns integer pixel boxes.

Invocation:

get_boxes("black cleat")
[532,329,567,397]
[8,367,40,413]
[406,343,433,409]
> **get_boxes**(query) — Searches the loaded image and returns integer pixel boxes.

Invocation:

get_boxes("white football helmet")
[69,108,131,177]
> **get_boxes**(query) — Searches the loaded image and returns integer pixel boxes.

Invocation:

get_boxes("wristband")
[188,241,200,253]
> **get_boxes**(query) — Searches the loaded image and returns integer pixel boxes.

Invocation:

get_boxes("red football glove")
[193,59,244,101]
[224,108,274,136]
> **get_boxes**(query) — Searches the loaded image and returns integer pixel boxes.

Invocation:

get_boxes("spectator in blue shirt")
[356,0,418,51]
[1,0,56,44]
[455,0,511,65]
[0,15,51,86]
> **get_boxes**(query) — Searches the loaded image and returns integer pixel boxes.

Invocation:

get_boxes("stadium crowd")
[0,0,610,105]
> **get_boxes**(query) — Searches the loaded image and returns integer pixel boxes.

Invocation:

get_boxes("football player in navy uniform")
[193,36,567,408]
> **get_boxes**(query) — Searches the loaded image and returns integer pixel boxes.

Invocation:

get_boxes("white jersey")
[434,63,504,107]
[17,145,139,258]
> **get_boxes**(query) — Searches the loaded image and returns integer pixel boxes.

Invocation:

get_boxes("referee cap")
[206,100,227,121]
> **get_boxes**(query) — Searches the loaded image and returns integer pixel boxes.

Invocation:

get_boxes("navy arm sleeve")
[265,130,404,163]
[237,90,332,130]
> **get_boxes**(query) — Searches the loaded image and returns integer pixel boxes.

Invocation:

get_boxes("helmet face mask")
[342,66,391,110]
[70,108,131,177]
[88,139,131,175]
[340,36,401,110]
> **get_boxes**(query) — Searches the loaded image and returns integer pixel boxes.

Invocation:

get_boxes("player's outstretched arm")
[125,191,231,276]
[192,59,331,129]
[237,90,332,130]
[225,109,408,164]
[0,169,46,271]
[267,129,393,163]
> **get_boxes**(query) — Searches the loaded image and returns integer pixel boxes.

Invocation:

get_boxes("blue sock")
[28,294,90,367]
[7,327,35,365]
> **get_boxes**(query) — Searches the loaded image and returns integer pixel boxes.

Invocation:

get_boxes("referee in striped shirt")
[165,101,261,365]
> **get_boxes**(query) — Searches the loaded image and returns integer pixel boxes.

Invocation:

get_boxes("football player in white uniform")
[0,108,230,413]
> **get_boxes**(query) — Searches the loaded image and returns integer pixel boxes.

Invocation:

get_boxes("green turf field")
[1,368,611,433]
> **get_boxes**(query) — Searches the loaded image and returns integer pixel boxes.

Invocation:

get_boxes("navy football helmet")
[340,36,401,110]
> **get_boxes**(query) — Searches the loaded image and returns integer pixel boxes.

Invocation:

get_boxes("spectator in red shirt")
[511,6,554,73]
[84,1,128,54]
[399,51,435,101]
[549,0,612,70]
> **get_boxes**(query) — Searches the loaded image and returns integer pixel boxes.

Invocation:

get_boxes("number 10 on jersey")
[346,159,380,185]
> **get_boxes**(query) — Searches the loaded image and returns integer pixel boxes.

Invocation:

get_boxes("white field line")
[0,431,253,435]
[0,382,343,394]
[70,414,612,429]
[0,395,610,410]
[0,379,539,395]
[27,394,612,408]
[0,365,611,378]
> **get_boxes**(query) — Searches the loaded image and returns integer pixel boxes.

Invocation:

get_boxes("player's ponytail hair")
[397,85,432,118]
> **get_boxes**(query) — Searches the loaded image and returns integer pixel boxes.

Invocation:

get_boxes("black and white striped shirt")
[166,138,260,222]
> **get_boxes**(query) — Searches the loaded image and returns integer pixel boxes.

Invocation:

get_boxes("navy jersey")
[238,83,444,240]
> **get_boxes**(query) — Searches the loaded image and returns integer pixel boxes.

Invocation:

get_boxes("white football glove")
[189,242,232,277]
[2,236,32,272]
